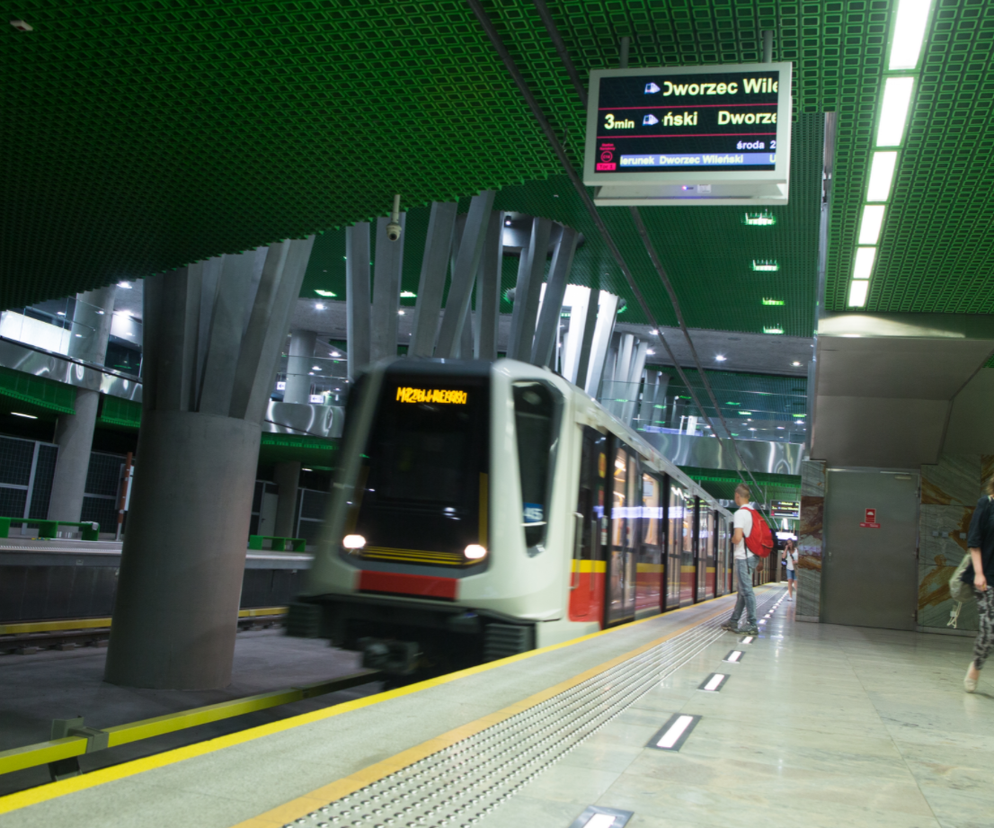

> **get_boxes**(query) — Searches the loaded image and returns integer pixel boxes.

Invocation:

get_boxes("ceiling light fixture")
[10,19,33,31]
[866,151,898,201]
[400,290,417,298]
[751,259,779,272]
[314,289,337,297]
[876,76,915,146]
[11,411,37,419]
[888,0,936,70]
[714,355,727,362]
[852,246,877,280]
[848,280,870,307]
[762,298,784,306]
[791,361,801,367]
[763,326,784,335]
[314,303,326,310]
[858,205,887,245]
[743,211,776,227]
[117,281,133,289]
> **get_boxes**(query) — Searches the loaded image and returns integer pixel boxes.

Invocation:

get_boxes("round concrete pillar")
[104,410,261,689]
[284,330,317,404]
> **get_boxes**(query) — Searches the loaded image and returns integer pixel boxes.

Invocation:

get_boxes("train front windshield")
[348,375,489,567]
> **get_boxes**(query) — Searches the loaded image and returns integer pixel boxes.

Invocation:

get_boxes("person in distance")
[782,539,798,602]
[963,477,994,693]
[721,483,759,636]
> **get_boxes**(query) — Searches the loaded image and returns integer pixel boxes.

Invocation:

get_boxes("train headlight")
[343,534,367,551]
[464,544,487,561]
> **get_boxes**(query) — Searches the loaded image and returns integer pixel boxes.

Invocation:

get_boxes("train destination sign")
[395,387,468,405]
[584,63,792,206]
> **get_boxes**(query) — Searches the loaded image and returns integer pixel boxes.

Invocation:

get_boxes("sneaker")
[720,622,738,632]
[739,626,759,636]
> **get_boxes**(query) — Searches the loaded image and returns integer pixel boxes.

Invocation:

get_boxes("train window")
[512,381,560,550]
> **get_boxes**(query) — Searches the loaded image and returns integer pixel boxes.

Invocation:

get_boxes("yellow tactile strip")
[0,590,751,819]
[230,601,738,828]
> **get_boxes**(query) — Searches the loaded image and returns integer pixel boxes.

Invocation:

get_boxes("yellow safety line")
[0,608,286,636]
[0,588,764,817]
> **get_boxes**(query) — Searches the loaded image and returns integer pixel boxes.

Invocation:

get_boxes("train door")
[665,482,686,610]
[569,427,607,624]
[636,471,663,617]
[703,509,716,599]
[694,498,706,602]
[680,494,696,606]
[606,443,637,626]
[715,514,727,596]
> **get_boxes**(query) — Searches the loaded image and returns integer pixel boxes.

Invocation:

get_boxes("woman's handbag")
[949,553,976,604]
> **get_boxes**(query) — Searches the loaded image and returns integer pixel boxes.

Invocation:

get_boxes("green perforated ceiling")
[8,0,969,339]
[826,1,994,313]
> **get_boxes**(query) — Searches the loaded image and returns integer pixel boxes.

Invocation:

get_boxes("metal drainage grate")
[287,592,779,828]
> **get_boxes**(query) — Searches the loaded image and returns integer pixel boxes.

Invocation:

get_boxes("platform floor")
[2,586,989,828]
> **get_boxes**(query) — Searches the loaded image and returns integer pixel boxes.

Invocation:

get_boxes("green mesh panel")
[0,367,75,414]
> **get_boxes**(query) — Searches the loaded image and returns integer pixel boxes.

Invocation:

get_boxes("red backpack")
[742,506,774,558]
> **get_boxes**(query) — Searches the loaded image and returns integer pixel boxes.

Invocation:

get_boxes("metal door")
[258,491,279,536]
[822,469,919,630]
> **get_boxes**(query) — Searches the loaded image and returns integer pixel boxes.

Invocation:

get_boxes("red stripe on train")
[358,570,458,600]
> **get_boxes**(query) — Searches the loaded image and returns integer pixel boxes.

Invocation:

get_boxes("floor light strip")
[699,673,728,692]
[649,714,701,751]
[569,806,634,828]
[724,650,744,663]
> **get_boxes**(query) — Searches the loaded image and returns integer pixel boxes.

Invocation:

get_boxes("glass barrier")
[275,353,350,405]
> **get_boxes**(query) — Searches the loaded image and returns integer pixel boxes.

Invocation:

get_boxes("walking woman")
[783,539,798,601]
[963,479,994,693]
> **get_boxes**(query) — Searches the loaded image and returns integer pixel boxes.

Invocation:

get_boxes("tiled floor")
[489,597,989,828]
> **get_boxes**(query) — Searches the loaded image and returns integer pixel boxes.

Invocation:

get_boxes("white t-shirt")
[785,549,798,570]
[733,505,754,560]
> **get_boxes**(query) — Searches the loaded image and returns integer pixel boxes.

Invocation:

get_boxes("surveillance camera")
[386,193,402,242]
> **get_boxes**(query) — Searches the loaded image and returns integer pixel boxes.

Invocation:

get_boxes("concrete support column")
[409,202,457,358]
[273,461,301,538]
[48,285,117,523]
[475,211,505,361]
[105,235,314,690]
[370,214,407,363]
[507,217,553,361]
[532,226,579,368]
[345,224,371,379]
[284,330,317,404]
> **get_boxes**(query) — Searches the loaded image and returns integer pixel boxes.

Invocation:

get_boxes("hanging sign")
[860,508,880,529]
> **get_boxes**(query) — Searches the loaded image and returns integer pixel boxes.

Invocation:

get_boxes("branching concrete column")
[48,285,117,523]
[104,236,314,690]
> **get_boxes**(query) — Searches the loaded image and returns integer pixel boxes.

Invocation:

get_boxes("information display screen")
[771,500,801,519]
[593,70,781,173]
[583,63,792,202]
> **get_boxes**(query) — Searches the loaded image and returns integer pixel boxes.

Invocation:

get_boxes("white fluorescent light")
[314,303,326,310]
[583,816,617,828]
[848,280,870,307]
[703,674,726,691]
[858,205,886,245]
[342,534,366,550]
[853,246,877,280]
[889,0,935,70]
[725,650,743,663]
[656,715,695,749]
[715,354,727,362]
[11,412,38,419]
[866,151,898,201]
[876,77,915,146]
[117,281,133,289]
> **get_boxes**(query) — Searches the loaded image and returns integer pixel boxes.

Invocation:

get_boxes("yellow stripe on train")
[571,560,607,574]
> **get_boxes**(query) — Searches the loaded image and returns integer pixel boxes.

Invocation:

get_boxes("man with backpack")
[721,483,772,635]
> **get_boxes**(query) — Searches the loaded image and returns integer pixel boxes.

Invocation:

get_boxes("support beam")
[345,224,372,378]
[283,329,317,405]
[475,211,505,361]
[584,292,619,397]
[532,226,578,367]
[409,202,457,358]
[506,217,553,361]
[370,214,407,363]
[434,190,496,359]
[48,285,118,523]
[273,461,301,538]
[574,287,600,390]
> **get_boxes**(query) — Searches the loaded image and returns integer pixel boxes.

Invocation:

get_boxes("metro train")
[293,358,737,674]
